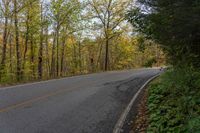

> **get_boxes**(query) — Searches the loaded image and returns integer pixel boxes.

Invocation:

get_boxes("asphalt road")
[0,68,160,133]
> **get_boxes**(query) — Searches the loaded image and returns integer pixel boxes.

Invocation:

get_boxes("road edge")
[113,74,160,133]
[0,68,152,90]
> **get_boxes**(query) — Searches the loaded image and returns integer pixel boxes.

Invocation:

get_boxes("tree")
[13,0,22,81]
[0,0,165,84]
[22,0,40,79]
[87,0,132,71]
[50,0,81,77]
[38,1,44,79]
[0,0,12,79]
[127,0,200,67]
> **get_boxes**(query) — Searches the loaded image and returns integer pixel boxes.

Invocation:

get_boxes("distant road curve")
[0,68,160,133]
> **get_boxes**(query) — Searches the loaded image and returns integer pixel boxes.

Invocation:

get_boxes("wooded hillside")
[0,0,165,84]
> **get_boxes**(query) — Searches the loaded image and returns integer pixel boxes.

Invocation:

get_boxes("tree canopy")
[0,0,165,83]
[127,0,200,67]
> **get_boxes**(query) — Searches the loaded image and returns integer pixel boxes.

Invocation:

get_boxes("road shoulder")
[113,74,159,133]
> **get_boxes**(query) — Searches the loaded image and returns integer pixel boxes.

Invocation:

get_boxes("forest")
[0,0,165,84]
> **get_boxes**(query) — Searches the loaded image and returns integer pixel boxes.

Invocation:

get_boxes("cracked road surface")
[0,69,160,133]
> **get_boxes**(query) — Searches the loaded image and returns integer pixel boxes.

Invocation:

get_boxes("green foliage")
[0,0,166,85]
[143,58,156,67]
[137,36,146,53]
[127,0,200,67]
[147,68,200,132]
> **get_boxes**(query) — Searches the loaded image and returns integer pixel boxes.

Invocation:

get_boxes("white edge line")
[113,74,160,133]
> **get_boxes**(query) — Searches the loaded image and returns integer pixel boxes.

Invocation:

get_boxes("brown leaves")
[131,89,148,133]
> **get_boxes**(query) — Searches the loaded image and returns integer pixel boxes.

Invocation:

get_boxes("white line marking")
[113,74,160,133]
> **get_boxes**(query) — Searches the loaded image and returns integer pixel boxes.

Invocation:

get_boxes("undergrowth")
[147,67,200,133]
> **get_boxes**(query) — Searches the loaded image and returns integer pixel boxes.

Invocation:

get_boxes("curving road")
[0,68,160,133]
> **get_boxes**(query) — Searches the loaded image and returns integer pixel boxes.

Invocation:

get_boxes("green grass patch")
[147,68,200,133]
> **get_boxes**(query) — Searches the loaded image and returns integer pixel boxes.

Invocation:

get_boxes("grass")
[147,67,200,133]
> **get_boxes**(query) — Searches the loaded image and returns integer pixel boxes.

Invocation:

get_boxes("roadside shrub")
[147,67,200,133]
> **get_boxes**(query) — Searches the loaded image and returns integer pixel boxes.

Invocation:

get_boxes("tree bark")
[22,6,30,77]
[30,34,35,79]
[45,25,50,78]
[14,0,22,81]
[60,36,66,76]
[56,24,60,77]
[78,41,82,73]
[38,3,44,79]
[104,37,109,71]
[0,16,8,80]
[51,32,56,78]
[9,32,13,76]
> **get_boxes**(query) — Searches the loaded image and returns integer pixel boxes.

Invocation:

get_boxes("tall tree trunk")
[78,41,82,73]
[104,37,109,71]
[0,16,8,80]
[73,43,77,74]
[9,33,13,77]
[22,7,30,77]
[56,25,60,77]
[14,0,21,81]
[45,25,50,78]
[30,34,35,79]
[60,37,66,76]
[97,43,103,70]
[51,32,56,78]
[38,35,43,79]
[38,3,43,79]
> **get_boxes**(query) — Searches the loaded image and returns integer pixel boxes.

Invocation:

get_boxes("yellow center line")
[0,87,76,113]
